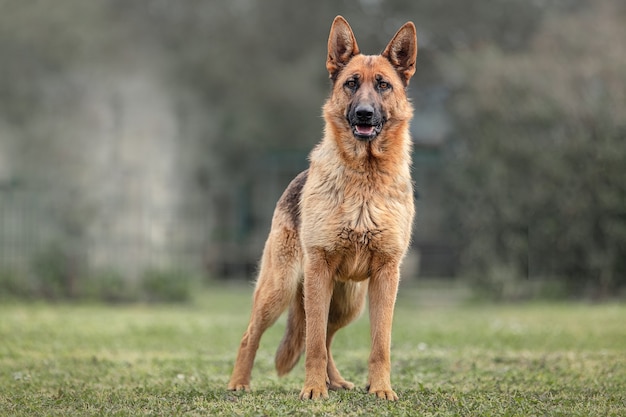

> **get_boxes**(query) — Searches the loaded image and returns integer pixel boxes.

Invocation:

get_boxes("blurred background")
[0,0,624,302]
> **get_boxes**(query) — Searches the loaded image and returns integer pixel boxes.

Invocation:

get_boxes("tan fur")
[228,15,417,401]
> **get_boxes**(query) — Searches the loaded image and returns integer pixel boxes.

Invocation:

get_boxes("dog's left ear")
[327,16,361,81]
[382,22,418,87]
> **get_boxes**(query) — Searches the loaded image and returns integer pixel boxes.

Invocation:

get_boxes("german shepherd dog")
[228,16,417,401]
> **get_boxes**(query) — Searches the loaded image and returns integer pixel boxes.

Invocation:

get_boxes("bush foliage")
[441,3,626,298]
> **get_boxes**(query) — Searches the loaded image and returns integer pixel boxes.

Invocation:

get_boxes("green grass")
[1,283,625,416]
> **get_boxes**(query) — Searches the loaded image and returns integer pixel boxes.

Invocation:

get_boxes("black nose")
[355,104,374,122]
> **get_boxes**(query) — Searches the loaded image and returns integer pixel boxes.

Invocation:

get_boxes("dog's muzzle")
[349,103,384,141]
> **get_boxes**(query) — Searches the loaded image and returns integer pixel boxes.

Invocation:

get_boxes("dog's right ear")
[327,16,360,81]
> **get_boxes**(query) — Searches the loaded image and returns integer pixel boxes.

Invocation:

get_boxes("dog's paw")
[369,388,398,401]
[299,384,329,400]
[227,382,250,392]
[366,383,399,401]
[328,377,355,391]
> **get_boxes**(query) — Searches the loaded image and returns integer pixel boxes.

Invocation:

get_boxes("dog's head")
[325,16,418,143]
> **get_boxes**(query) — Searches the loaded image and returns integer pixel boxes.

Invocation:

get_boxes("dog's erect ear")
[382,22,418,87]
[327,16,360,81]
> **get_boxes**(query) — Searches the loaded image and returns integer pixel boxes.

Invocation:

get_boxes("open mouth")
[352,123,383,141]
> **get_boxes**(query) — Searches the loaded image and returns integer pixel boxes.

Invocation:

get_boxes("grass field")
[1,283,625,416]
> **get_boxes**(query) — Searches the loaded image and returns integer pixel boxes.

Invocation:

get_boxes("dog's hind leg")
[228,230,301,391]
[326,281,368,390]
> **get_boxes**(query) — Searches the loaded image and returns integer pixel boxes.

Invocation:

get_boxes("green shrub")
[140,269,193,303]
[85,269,139,303]
[30,245,76,300]
[440,6,626,299]
[0,268,33,300]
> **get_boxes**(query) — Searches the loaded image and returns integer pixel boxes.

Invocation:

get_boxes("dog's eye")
[345,79,358,90]
[378,81,390,91]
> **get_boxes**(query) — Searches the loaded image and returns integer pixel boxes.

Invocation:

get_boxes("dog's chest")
[302,175,411,248]
[337,192,384,243]
[300,168,413,282]
[342,167,412,221]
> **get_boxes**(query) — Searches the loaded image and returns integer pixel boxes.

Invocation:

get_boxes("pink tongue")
[356,125,375,135]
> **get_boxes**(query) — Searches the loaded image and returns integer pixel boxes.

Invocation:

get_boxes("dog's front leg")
[367,260,400,401]
[300,250,335,400]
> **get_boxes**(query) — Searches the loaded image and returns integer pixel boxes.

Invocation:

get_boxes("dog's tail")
[275,282,306,376]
